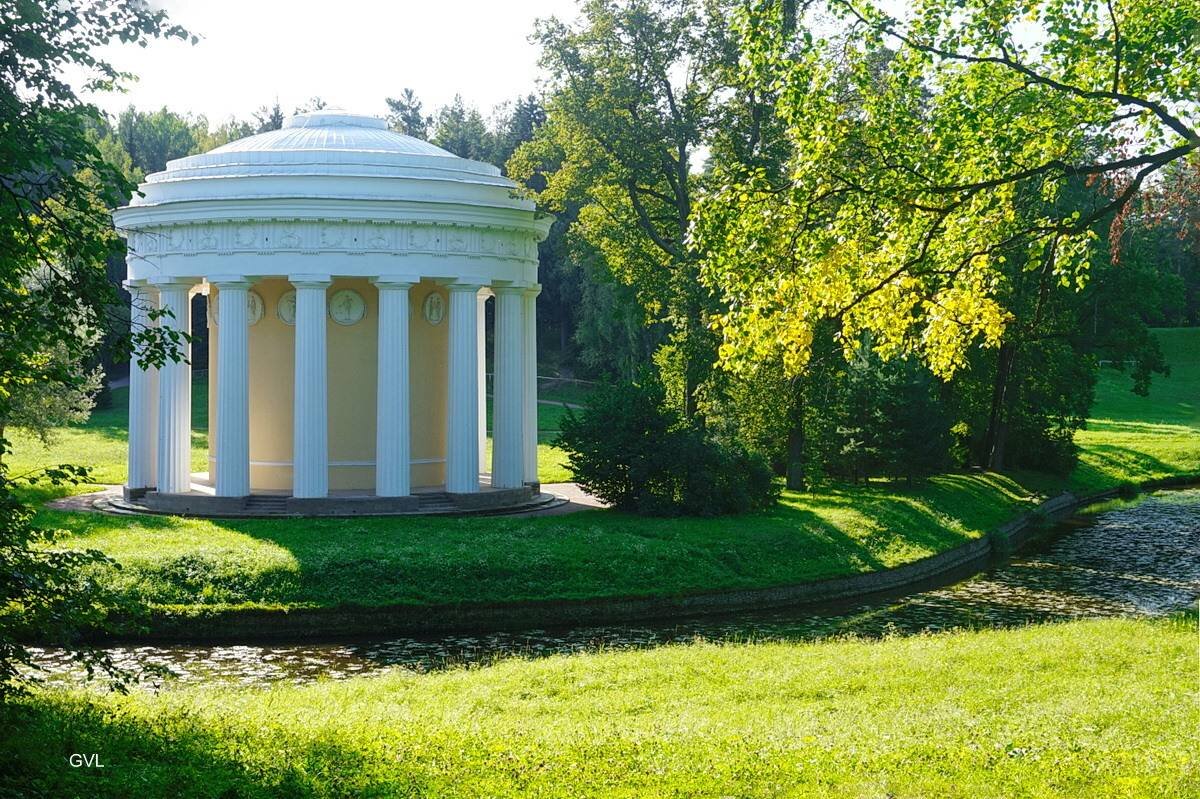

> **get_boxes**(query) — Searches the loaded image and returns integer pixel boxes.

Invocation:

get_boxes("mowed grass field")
[2,332,1196,798]
[2,614,1195,798]
[5,329,1198,616]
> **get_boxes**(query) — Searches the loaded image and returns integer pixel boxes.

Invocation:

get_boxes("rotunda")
[113,111,552,514]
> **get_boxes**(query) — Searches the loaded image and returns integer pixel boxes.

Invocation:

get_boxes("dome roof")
[120,110,520,213]
[113,110,551,288]
[202,111,453,159]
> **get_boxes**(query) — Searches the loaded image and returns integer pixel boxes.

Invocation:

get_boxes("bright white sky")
[84,0,581,123]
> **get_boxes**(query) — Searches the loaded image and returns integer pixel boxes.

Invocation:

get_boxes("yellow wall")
[208,277,449,492]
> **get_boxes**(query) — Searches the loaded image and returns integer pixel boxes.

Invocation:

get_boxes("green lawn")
[8,379,573,486]
[8,329,1199,618]
[3,614,1195,798]
[1072,327,1200,490]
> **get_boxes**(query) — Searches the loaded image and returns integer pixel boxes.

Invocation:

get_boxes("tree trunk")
[983,343,1017,470]
[785,379,806,491]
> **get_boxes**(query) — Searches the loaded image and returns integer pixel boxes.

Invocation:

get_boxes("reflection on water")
[29,488,1200,689]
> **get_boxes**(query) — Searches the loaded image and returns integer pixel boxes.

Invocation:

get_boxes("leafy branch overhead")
[696,0,1198,378]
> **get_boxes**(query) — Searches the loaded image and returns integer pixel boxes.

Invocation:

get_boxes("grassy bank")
[3,614,1196,798]
[9,329,1199,619]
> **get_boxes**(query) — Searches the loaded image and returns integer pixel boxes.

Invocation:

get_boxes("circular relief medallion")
[329,289,366,326]
[422,292,445,325]
[210,289,265,326]
[277,290,297,326]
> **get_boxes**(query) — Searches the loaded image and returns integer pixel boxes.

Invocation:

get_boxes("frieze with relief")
[127,221,537,263]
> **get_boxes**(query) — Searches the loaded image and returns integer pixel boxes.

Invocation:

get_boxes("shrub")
[556,378,778,516]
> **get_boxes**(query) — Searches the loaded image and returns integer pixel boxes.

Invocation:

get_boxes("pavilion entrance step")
[244,495,289,513]
[417,492,456,513]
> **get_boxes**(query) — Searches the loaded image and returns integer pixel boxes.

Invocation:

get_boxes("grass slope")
[3,615,1195,798]
[8,329,1199,616]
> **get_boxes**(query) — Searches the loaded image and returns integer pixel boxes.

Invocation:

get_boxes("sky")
[84,0,581,123]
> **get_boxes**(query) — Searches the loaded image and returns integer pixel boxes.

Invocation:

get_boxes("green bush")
[556,378,778,516]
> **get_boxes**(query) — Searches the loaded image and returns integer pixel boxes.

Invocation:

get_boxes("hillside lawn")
[2,614,1195,798]
[5,328,1197,615]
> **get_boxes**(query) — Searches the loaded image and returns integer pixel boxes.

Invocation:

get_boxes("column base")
[448,485,534,511]
[123,485,152,501]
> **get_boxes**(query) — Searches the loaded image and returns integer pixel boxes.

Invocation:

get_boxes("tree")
[491,94,547,168]
[191,116,255,153]
[510,0,733,420]
[431,94,493,160]
[0,0,190,697]
[294,96,328,114]
[698,0,1198,391]
[385,88,431,139]
[0,341,102,446]
[253,101,284,133]
[115,106,196,174]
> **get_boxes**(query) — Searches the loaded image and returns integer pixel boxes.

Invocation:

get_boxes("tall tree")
[491,94,547,168]
[115,106,195,174]
[385,88,431,139]
[253,101,284,133]
[0,0,190,695]
[431,94,493,161]
[698,0,1198,402]
[510,0,732,419]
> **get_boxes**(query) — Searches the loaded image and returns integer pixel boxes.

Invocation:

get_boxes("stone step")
[244,495,289,512]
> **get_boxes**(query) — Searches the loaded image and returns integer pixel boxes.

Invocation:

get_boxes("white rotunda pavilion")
[114,111,552,514]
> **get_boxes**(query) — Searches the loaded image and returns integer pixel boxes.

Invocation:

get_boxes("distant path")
[537,398,585,410]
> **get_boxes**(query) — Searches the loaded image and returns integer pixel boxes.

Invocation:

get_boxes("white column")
[492,285,526,488]
[153,279,195,494]
[373,278,415,497]
[522,284,542,484]
[446,282,482,493]
[477,289,490,470]
[125,281,159,491]
[291,275,331,498]
[212,277,252,497]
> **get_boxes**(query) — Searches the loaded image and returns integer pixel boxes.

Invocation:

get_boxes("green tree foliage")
[510,0,734,418]
[431,94,492,161]
[697,0,1199,381]
[191,116,255,153]
[114,106,195,175]
[253,101,284,133]
[490,94,547,168]
[556,376,778,515]
[1118,158,1200,326]
[0,341,102,446]
[386,88,431,139]
[0,0,189,697]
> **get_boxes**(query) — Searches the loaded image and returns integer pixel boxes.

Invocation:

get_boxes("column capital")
[289,273,333,289]
[522,282,543,298]
[208,274,257,289]
[122,278,151,291]
[149,276,200,290]
[492,283,529,297]
[443,280,485,294]
[370,276,419,289]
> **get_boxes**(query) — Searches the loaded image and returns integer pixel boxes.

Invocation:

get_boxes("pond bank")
[30,484,1200,686]
[92,474,1198,643]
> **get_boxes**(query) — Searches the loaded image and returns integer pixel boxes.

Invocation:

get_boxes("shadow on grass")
[34,472,1035,614]
[0,694,410,799]
[1070,443,1189,489]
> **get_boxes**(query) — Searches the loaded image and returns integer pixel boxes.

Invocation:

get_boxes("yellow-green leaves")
[697,0,1198,381]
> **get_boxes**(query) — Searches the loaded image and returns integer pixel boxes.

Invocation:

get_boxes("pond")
[28,487,1200,689]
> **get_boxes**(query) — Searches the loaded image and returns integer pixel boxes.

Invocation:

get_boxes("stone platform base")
[107,484,562,518]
